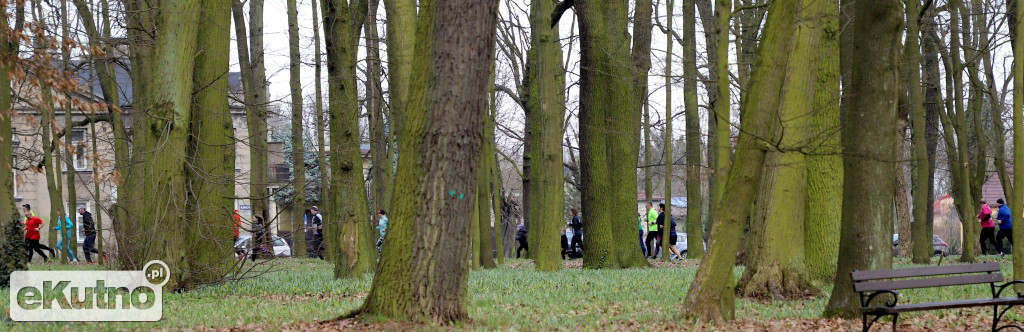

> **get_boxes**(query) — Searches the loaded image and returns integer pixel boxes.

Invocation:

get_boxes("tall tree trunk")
[576,0,649,269]
[247,0,270,222]
[123,0,202,289]
[804,0,841,281]
[120,0,156,268]
[948,0,977,263]
[635,0,654,211]
[922,7,940,264]
[322,0,373,278]
[1013,0,1024,282]
[908,0,932,264]
[487,80,503,265]
[895,126,912,257]
[366,0,391,261]
[360,0,418,316]
[186,0,235,285]
[31,0,62,257]
[824,0,902,317]
[359,0,499,321]
[313,0,328,236]
[523,0,566,270]
[662,0,675,262]
[737,0,824,299]
[713,0,732,224]
[681,0,795,321]
[682,0,704,259]
[60,0,78,259]
[74,0,115,265]
[695,0,718,228]
[287,0,307,258]
[0,1,22,251]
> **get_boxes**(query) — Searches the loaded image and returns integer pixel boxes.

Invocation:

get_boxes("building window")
[275,164,289,182]
[71,129,88,170]
[75,201,90,243]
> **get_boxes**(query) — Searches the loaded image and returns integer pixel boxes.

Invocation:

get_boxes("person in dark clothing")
[567,208,582,252]
[307,206,324,259]
[515,224,529,258]
[251,215,265,262]
[560,228,570,260]
[655,204,683,259]
[79,207,100,263]
[996,198,1014,255]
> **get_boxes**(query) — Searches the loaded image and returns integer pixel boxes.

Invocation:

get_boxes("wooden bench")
[853,262,1024,332]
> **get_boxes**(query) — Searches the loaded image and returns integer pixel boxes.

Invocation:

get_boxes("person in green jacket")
[644,202,660,258]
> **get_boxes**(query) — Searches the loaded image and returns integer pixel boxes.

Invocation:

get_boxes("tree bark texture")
[824,0,902,317]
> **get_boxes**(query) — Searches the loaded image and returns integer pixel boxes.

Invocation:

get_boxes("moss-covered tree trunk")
[359,0,419,317]
[487,68,504,265]
[710,0,731,218]
[322,0,373,278]
[948,0,977,263]
[246,0,270,221]
[124,0,201,289]
[358,0,498,321]
[921,8,941,265]
[823,0,901,317]
[1013,0,1024,282]
[737,0,824,299]
[573,0,649,269]
[662,0,675,262]
[74,0,115,265]
[907,0,932,264]
[523,0,565,270]
[120,0,155,267]
[366,0,391,261]
[681,0,704,259]
[804,0,841,281]
[312,0,328,232]
[185,0,235,285]
[478,147,496,268]
[30,0,62,255]
[634,0,654,231]
[286,0,307,259]
[0,1,21,252]
[681,0,795,322]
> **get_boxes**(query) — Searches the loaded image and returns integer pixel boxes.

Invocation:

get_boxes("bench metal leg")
[863,312,894,332]
[993,303,1024,332]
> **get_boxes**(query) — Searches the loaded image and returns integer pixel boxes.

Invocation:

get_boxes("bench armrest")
[860,290,900,308]
[995,280,1024,298]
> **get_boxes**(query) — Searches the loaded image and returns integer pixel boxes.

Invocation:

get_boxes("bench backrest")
[852,262,1003,293]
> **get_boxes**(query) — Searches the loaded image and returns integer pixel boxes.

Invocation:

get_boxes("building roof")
[75,60,245,107]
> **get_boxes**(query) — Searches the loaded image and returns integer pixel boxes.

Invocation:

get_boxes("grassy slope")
[1,257,1020,330]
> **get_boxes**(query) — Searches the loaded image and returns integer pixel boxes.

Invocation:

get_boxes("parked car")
[235,235,292,258]
[893,234,948,257]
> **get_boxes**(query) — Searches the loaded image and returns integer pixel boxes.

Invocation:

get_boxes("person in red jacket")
[233,210,242,243]
[23,208,55,262]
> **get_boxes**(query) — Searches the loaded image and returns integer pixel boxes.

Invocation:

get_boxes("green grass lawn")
[0,256,1021,331]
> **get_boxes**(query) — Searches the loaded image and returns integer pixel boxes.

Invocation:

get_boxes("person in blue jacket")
[54,212,78,263]
[996,198,1014,255]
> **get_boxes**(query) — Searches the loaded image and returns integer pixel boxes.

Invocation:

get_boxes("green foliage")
[0,218,26,287]
[273,125,324,205]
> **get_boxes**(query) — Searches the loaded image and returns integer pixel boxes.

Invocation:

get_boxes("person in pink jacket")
[979,200,1000,255]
